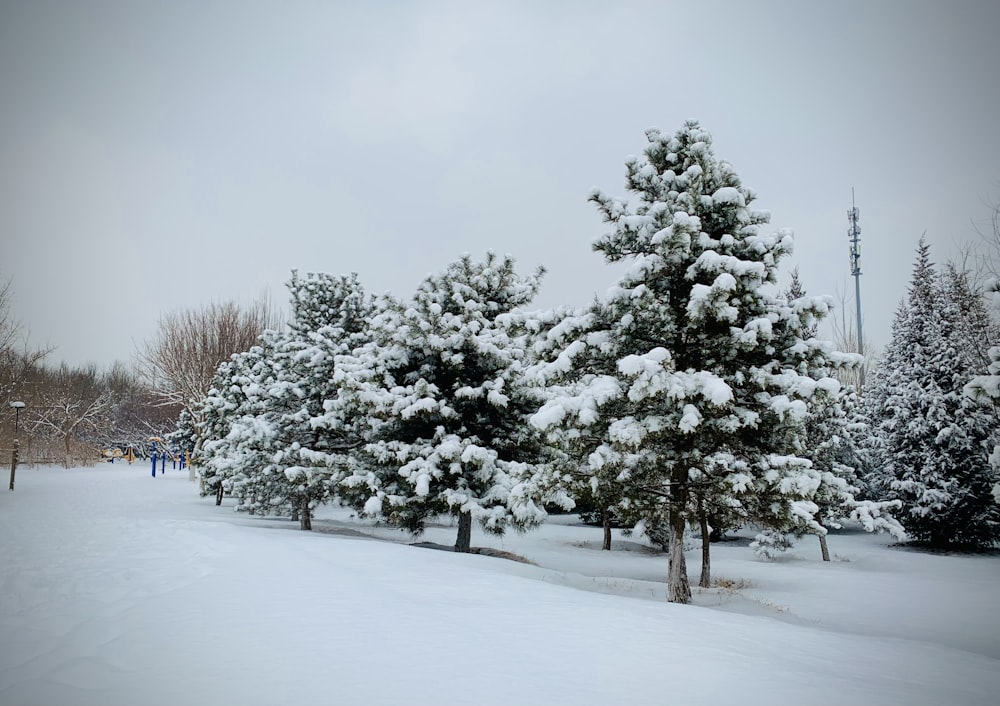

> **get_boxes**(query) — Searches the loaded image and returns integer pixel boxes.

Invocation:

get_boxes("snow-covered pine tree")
[195,272,378,529]
[946,263,1000,373]
[864,241,999,548]
[530,121,849,602]
[797,385,905,558]
[341,252,563,552]
[196,331,285,507]
[166,407,197,480]
[785,267,807,302]
[191,355,245,501]
[781,272,904,561]
[526,303,644,552]
[265,272,377,529]
[964,279,1000,504]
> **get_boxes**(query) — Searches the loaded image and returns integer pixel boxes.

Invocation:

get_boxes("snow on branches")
[528,121,887,602]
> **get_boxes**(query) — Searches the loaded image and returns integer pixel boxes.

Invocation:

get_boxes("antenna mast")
[847,189,865,384]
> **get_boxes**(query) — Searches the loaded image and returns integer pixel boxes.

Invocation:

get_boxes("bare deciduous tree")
[27,363,111,466]
[1,279,52,459]
[137,297,279,410]
[972,196,1000,287]
[0,278,19,356]
[103,361,182,450]
[1,278,53,405]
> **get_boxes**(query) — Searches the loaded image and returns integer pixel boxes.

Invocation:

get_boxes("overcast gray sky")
[2,0,998,369]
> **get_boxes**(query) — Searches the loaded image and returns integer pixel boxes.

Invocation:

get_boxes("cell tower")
[847,188,864,360]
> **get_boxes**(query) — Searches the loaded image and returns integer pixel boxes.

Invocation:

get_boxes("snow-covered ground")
[1,465,998,706]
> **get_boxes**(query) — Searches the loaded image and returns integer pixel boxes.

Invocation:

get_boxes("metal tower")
[847,189,864,359]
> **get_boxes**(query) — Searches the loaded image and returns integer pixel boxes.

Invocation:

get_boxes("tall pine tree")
[530,121,849,602]
[965,280,1000,504]
[263,272,376,529]
[863,241,998,548]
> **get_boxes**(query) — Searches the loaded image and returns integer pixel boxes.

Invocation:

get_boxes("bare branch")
[136,295,280,411]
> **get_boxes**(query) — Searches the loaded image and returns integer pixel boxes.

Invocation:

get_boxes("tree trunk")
[666,473,692,603]
[815,511,830,561]
[602,508,612,551]
[299,497,312,531]
[455,510,472,553]
[667,510,691,604]
[215,482,224,506]
[818,533,830,562]
[63,434,72,468]
[698,512,711,588]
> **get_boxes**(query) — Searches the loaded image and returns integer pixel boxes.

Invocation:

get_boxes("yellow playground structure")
[101,446,137,463]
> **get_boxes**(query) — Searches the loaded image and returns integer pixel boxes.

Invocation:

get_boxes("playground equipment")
[149,437,169,477]
[148,437,189,476]
[101,448,124,461]
[101,446,137,464]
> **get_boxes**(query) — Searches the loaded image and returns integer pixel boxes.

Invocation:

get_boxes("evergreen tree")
[946,263,1000,373]
[527,303,643,552]
[192,353,246,502]
[166,407,198,480]
[790,386,905,559]
[195,272,377,529]
[781,272,904,560]
[267,272,377,529]
[342,252,564,552]
[530,122,849,602]
[196,331,285,508]
[963,280,1000,507]
[864,241,999,548]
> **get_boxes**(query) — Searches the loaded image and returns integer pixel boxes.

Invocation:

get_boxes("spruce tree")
[964,280,1000,504]
[864,241,998,548]
[945,264,1000,373]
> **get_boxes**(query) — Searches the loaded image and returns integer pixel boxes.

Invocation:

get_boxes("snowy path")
[1,465,998,706]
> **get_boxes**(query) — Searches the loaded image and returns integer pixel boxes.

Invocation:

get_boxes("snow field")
[1,465,998,706]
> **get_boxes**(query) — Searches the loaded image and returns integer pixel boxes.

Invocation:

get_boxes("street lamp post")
[9,401,25,492]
